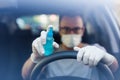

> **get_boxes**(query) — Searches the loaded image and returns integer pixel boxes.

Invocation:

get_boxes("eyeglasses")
[60,26,84,34]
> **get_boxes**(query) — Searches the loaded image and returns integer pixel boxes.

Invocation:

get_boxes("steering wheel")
[30,51,114,80]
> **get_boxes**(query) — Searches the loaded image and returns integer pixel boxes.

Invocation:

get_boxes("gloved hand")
[30,30,59,63]
[74,45,115,67]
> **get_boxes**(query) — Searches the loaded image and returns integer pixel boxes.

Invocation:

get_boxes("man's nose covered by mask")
[61,34,82,48]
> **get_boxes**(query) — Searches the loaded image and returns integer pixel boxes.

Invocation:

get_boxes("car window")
[16,14,59,35]
[112,0,120,29]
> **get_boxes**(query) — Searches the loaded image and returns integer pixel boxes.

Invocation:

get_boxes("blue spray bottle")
[43,25,54,56]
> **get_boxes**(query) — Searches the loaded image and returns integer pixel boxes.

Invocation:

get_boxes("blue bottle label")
[43,38,54,56]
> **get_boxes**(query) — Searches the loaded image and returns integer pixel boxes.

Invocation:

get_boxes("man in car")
[22,15,118,80]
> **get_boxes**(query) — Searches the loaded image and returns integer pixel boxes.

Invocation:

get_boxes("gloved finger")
[36,38,45,56]
[32,37,44,56]
[75,47,85,62]
[40,31,47,45]
[32,37,40,54]
[88,53,96,67]
[53,42,59,48]
[83,51,90,65]
[32,46,38,55]
[74,46,81,51]
[93,54,103,66]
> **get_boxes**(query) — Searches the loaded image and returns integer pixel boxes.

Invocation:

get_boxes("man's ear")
[59,30,62,36]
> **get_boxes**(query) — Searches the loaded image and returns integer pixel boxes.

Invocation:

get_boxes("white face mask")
[61,34,82,48]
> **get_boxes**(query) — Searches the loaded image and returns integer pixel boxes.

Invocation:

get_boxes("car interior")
[0,0,120,80]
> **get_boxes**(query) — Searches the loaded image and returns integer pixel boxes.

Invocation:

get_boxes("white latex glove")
[31,30,59,63]
[74,45,115,67]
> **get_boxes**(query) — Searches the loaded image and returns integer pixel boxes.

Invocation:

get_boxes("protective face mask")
[61,34,82,48]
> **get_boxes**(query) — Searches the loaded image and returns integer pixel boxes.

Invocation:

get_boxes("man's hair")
[59,14,86,28]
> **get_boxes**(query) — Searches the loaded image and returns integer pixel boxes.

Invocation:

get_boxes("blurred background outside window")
[16,14,59,34]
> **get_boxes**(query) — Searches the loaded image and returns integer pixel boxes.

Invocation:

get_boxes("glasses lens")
[60,27,83,34]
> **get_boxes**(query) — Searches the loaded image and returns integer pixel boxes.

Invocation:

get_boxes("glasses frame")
[60,26,84,34]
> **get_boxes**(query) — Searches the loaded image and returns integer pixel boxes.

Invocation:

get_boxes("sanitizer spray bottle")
[43,25,54,56]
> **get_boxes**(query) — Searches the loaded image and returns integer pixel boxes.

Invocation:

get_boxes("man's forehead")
[60,16,84,27]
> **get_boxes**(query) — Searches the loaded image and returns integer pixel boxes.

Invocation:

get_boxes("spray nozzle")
[47,25,53,37]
